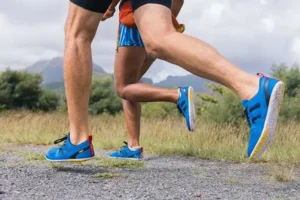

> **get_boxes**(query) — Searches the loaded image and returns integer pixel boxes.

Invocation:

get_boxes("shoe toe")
[247,127,263,157]
[45,147,59,160]
[109,151,120,158]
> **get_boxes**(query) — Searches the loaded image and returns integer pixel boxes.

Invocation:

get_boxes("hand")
[101,9,116,21]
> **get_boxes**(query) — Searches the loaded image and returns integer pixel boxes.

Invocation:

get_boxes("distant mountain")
[43,82,66,94]
[25,57,210,94]
[25,57,107,83]
[155,74,210,92]
[139,77,153,85]
[43,74,208,94]
[44,73,110,94]
[42,76,153,95]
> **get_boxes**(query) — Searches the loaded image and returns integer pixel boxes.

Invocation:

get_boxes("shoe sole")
[249,81,285,159]
[188,86,196,132]
[45,156,95,162]
[108,156,143,161]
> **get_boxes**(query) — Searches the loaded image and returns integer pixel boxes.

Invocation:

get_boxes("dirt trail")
[0,144,299,200]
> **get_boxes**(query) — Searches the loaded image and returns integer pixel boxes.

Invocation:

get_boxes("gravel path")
[0,144,299,200]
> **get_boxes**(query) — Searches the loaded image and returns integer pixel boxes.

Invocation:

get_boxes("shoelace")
[53,135,68,153]
[122,141,128,147]
[54,135,67,144]
[118,141,129,156]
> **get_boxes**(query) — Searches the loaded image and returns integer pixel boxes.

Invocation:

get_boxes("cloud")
[0,0,299,82]
[261,18,275,33]
[292,38,300,56]
[260,0,268,5]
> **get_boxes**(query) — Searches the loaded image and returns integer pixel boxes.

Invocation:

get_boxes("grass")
[268,165,295,182]
[93,157,145,169]
[1,111,300,164]
[22,152,45,161]
[0,147,46,167]
[226,177,240,184]
[51,163,64,169]
[93,172,128,179]
[0,148,45,161]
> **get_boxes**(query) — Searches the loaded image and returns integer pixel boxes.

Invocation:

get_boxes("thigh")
[114,46,147,87]
[138,55,156,80]
[130,0,171,12]
[115,23,147,85]
[66,1,108,40]
[131,2,175,47]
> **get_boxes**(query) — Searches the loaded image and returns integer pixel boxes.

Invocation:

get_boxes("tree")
[271,63,300,97]
[0,69,60,111]
[89,76,123,115]
[271,63,300,121]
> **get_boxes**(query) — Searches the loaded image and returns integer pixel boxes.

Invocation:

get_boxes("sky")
[0,0,300,82]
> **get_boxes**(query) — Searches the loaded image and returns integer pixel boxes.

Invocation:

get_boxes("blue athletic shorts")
[118,23,144,47]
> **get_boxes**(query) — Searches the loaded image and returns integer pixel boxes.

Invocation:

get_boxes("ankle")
[173,89,180,104]
[128,141,140,148]
[236,76,260,100]
[69,132,89,145]
[128,146,142,151]
[70,138,88,145]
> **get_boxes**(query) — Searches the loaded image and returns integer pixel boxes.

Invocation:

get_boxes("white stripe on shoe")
[250,81,285,158]
[188,86,196,132]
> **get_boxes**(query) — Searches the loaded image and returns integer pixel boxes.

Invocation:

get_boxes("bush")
[0,69,60,111]
[197,63,300,124]
[271,63,300,121]
[142,102,179,118]
[198,84,244,125]
[271,63,300,97]
[279,95,300,122]
[89,76,122,115]
[37,92,60,112]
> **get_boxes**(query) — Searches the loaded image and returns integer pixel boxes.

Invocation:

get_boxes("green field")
[1,111,299,165]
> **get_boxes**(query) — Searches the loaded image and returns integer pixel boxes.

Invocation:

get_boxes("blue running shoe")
[109,142,143,160]
[45,134,95,162]
[177,86,196,132]
[243,74,285,159]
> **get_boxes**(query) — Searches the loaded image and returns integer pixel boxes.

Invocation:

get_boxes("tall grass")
[1,111,299,164]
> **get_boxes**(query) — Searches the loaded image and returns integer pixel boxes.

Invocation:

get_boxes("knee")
[142,30,175,59]
[143,40,162,59]
[64,29,93,49]
[64,20,96,47]
[115,83,126,99]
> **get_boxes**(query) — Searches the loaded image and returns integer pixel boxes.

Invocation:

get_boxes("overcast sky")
[0,0,299,82]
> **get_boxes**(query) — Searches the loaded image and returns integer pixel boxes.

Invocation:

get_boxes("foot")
[109,142,143,160]
[177,86,196,132]
[243,74,285,159]
[45,134,95,162]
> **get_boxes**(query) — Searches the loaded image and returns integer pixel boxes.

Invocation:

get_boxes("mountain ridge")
[25,57,209,93]
[25,57,107,83]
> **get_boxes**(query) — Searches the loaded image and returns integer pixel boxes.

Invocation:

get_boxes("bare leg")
[139,54,156,79]
[115,47,146,147]
[134,4,259,101]
[124,54,159,147]
[121,99,141,147]
[115,49,178,103]
[115,47,179,147]
[64,2,103,144]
